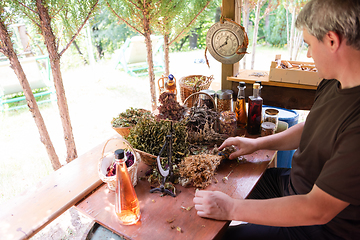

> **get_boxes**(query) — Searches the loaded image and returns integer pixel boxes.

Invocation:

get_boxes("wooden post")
[221,0,238,90]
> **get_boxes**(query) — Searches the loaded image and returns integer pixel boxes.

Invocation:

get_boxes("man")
[193,0,360,239]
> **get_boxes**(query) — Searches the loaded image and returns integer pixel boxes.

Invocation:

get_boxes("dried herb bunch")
[179,154,223,188]
[184,107,226,145]
[111,108,151,127]
[156,92,186,121]
[126,116,189,160]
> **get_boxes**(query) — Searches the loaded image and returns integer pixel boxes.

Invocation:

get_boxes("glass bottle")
[247,83,263,135]
[255,81,263,96]
[115,149,140,225]
[165,74,177,94]
[235,82,247,128]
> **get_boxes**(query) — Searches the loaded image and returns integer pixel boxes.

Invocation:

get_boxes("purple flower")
[126,151,135,167]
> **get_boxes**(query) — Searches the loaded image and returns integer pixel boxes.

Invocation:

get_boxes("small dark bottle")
[247,83,263,135]
[235,82,247,128]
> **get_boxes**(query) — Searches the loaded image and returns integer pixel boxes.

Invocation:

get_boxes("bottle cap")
[199,89,215,99]
[114,149,125,159]
[216,90,232,100]
[168,74,174,80]
[253,83,260,89]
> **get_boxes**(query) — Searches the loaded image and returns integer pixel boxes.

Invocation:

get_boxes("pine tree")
[0,2,61,170]
[9,0,99,166]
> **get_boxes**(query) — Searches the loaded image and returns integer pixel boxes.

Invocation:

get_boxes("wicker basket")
[183,91,217,111]
[112,126,132,138]
[179,75,214,107]
[98,136,140,190]
[134,149,157,166]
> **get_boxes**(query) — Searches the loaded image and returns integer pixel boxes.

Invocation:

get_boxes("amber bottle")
[235,82,247,128]
[115,149,140,225]
[165,74,177,94]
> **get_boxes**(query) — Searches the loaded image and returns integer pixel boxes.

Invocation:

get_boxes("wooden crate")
[269,60,321,86]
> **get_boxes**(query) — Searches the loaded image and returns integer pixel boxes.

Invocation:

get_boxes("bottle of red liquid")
[114,149,140,225]
[247,83,263,135]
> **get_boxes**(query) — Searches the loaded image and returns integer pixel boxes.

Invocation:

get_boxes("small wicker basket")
[179,75,214,107]
[134,149,157,166]
[112,126,132,138]
[98,136,140,190]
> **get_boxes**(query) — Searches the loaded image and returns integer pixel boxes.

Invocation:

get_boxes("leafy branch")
[59,0,99,56]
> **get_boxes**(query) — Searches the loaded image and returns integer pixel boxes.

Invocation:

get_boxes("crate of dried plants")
[179,75,213,107]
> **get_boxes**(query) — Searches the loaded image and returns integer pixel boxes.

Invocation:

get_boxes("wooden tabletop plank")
[75,149,276,240]
[228,69,318,90]
[0,135,125,240]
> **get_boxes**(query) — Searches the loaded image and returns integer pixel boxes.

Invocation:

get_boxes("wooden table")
[227,69,317,110]
[75,149,276,240]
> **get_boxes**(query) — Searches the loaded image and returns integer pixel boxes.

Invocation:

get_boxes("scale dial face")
[206,21,246,64]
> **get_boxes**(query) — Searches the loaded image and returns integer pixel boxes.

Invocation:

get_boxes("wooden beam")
[221,0,235,90]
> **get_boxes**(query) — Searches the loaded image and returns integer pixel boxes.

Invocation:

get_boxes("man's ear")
[325,31,341,52]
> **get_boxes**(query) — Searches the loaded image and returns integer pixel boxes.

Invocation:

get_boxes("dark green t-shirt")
[291,79,360,239]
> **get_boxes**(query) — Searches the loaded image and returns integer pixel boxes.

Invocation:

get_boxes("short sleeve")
[315,127,360,205]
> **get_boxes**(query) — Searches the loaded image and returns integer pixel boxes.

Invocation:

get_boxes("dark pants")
[221,168,343,240]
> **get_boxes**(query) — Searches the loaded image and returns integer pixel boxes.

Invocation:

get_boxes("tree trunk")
[242,0,249,69]
[142,12,157,112]
[286,1,289,45]
[288,5,296,60]
[0,20,61,170]
[36,0,77,163]
[294,30,303,60]
[250,0,262,70]
[164,33,170,76]
[73,40,88,64]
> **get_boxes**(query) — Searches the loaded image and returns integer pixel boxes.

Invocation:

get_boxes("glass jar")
[261,122,276,137]
[264,108,279,130]
[197,89,216,110]
[219,111,237,137]
[216,90,232,112]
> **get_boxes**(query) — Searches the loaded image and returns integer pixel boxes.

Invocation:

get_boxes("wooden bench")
[0,137,126,240]
[0,55,55,111]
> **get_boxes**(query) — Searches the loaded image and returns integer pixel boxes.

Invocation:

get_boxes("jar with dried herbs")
[219,111,237,137]
[197,89,216,110]
[216,90,232,112]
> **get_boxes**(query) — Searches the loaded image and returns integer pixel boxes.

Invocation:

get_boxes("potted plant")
[111,107,151,137]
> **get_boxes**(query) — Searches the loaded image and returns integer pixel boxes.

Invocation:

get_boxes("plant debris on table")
[179,154,223,188]
[111,107,151,127]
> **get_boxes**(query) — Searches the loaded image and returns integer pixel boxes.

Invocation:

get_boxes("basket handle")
[183,91,217,111]
[101,136,138,164]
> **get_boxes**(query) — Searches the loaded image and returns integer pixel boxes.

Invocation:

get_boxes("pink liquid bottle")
[114,149,140,225]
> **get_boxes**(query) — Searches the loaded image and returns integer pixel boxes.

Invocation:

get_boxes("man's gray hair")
[295,0,360,50]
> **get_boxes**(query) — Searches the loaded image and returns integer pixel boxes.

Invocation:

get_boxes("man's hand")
[218,137,259,159]
[193,190,235,220]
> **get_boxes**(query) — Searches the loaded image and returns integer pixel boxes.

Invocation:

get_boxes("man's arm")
[219,122,305,159]
[194,184,349,226]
